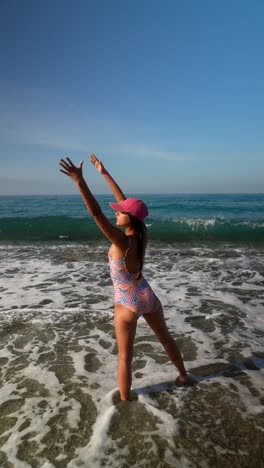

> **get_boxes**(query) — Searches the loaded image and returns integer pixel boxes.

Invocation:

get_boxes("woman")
[59,154,188,401]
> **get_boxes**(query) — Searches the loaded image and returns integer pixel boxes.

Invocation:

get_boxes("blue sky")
[0,0,263,194]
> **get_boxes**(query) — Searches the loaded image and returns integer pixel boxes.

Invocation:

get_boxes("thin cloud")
[0,87,194,162]
[1,117,195,162]
[99,143,194,161]
[0,87,195,160]
[1,127,88,153]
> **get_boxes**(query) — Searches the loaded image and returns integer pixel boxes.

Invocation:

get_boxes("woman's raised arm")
[59,157,127,248]
[90,153,126,202]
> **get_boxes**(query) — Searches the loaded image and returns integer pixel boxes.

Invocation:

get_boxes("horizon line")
[0,192,264,197]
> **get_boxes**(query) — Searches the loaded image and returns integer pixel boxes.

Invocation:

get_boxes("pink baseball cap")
[109,198,148,221]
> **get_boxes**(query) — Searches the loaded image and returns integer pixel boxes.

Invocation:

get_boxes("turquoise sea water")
[0,193,263,243]
[0,193,263,466]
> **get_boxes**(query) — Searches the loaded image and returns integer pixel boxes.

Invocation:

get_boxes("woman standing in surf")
[59,154,188,401]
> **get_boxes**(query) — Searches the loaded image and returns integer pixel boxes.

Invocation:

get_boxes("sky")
[0,0,263,195]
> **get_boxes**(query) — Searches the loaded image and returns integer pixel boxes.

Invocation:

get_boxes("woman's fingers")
[90,154,96,165]
[60,159,70,169]
[60,169,71,177]
[66,157,74,167]
[60,157,77,171]
[90,153,100,166]
[60,157,83,184]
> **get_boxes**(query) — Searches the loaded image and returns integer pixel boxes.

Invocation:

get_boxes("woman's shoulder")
[109,237,129,259]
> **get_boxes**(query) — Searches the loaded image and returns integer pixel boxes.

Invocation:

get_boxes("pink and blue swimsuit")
[108,242,156,318]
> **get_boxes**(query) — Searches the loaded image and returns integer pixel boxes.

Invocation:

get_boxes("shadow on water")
[110,354,264,468]
[134,353,264,397]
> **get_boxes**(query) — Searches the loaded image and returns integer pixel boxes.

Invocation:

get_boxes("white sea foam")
[70,404,117,468]
[0,243,263,466]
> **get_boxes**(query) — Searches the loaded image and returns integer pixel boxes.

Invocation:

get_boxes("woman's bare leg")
[144,299,187,383]
[114,305,138,400]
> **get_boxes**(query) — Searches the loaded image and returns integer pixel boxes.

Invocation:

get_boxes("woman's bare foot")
[176,374,189,386]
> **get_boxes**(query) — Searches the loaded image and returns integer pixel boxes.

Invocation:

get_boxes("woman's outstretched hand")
[59,157,84,183]
[90,153,105,174]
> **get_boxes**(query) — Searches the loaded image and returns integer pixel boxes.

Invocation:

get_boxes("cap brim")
[109,202,124,211]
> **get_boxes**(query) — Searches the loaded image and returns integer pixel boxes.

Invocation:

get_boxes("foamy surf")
[0,241,263,466]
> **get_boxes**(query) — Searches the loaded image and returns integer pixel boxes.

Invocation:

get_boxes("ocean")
[0,194,263,467]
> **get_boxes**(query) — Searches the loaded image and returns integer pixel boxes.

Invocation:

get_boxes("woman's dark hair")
[126,214,147,273]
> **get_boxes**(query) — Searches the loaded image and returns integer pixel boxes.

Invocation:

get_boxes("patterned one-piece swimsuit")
[108,239,156,318]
